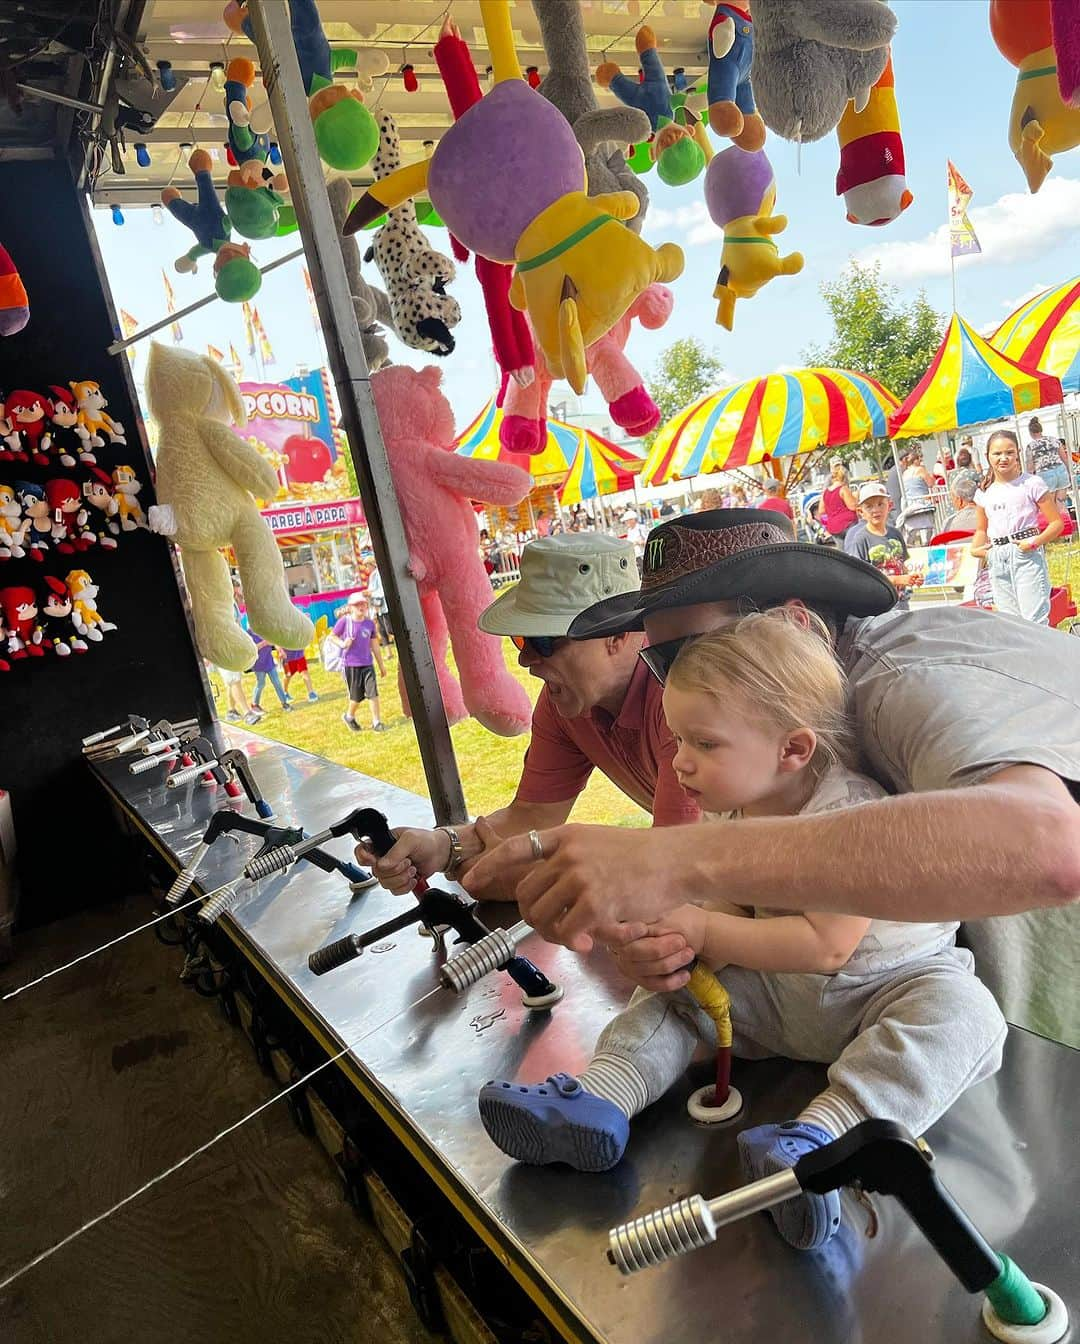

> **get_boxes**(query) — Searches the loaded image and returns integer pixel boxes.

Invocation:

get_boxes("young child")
[281,645,318,702]
[478,610,1006,1251]
[843,480,922,603]
[250,633,291,712]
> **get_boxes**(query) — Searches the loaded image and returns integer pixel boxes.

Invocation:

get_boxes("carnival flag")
[119,309,139,365]
[241,299,256,356]
[252,306,276,365]
[161,270,183,342]
[228,341,244,381]
[947,160,981,257]
[302,267,321,330]
[207,344,226,363]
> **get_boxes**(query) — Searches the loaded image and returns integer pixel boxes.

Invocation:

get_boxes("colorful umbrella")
[642,368,899,486]
[888,313,1063,439]
[454,398,574,487]
[559,430,645,505]
[991,277,1080,393]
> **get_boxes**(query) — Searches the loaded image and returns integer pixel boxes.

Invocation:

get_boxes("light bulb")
[401,63,418,92]
[111,204,125,226]
[152,204,164,225]
[135,142,151,167]
[269,142,282,165]
[526,66,541,89]
[210,61,226,91]
[156,60,176,92]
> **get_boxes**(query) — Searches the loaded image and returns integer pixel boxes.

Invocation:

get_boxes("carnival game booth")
[1,3,1077,1343]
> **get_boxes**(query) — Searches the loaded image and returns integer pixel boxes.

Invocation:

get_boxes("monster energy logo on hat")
[644,532,670,574]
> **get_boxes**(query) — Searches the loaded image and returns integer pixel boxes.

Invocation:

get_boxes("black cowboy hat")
[568,509,896,640]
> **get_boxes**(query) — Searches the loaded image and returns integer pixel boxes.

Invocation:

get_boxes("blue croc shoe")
[478,1073,629,1172]
[737,1121,842,1250]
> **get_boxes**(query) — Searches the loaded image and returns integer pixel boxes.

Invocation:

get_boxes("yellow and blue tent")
[991,277,1080,393]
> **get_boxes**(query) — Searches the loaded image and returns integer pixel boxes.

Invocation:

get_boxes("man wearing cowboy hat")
[467,508,1080,1045]
[358,534,700,899]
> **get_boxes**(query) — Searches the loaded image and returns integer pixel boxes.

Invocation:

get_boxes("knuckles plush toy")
[144,342,313,670]
[704,146,804,330]
[345,0,683,394]
[370,364,532,737]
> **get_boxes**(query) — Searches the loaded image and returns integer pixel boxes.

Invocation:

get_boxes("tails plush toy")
[704,146,803,330]
[836,53,913,225]
[346,0,683,394]
[144,342,313,670]
[989,0,1080,192]
[370,365,532,737]
[0,243,29,336]
[70,380,125,445]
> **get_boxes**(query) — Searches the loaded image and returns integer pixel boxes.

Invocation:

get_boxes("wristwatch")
[437,825,464,879]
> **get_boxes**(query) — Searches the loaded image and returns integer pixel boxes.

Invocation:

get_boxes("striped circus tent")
[888,313,1063,439]
[643,368,899,486]
[991,277,1080,393]
[454,397,576,487]
[559,430,645,505]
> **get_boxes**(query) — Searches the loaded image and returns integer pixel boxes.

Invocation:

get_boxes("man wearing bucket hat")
[357,534,700,898]
[466,508,1080,1046]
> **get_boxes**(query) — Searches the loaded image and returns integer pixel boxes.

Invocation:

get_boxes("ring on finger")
[527,829,544,861]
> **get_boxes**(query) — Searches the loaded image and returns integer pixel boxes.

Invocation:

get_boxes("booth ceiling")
[93,0,713,206]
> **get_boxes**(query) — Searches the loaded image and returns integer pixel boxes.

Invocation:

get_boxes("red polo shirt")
[758,495,794,519]
[514,660,701,827]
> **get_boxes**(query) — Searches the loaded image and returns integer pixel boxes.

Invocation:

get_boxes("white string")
[0,984,443,1293]
[2,893,209,1002]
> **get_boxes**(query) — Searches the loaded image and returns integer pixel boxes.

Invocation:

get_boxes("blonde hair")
[667,608,854,779]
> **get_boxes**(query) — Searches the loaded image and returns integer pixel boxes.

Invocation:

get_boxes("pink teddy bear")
[499,283,675,455]
[370,364,533,737]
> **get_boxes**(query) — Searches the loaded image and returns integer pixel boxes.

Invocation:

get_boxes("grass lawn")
[211,641,647,828]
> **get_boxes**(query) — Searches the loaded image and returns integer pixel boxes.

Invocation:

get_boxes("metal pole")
[247,0,466,825]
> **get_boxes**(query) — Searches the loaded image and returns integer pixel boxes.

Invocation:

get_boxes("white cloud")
[643,199,722,247]
[852,177,1080,283]
[977,283,1051,336]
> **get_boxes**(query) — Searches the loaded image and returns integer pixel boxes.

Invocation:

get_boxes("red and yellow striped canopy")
[991,277,1080,393]
[559,431,645,505]
[888,313,1063,439]
[642,368,899,486]
[454,398,574,487]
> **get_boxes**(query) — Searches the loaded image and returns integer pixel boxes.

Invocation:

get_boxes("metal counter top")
[91,726,1079,1344]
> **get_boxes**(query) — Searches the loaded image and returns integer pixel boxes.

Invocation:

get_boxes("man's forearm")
[458,799,574,897]
[675,772,1080,922]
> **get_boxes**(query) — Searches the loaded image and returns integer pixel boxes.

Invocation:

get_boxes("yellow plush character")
[704,145,803,330]
[110,465,147,531]
[70,380,126,445]
[344,0,683,393]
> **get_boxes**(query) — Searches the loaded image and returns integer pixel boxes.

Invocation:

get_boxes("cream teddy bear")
[145,342,313,670]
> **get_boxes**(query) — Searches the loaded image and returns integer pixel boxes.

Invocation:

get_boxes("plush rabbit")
[144,342,313,670]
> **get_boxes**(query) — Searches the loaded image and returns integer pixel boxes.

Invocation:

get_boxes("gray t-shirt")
[838,605,1080,1046]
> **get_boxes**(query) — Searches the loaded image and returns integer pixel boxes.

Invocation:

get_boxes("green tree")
[645,337,726,448]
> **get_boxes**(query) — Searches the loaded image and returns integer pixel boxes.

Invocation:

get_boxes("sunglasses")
[510,634,565,659]
[638,636,691,686]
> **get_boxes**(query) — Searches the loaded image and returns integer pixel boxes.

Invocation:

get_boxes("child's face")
[858,495,890,529]
[664,684,790,814]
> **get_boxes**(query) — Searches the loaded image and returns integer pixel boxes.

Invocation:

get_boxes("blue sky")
[94,0,1080,438]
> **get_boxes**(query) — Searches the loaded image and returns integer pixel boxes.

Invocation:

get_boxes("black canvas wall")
[0,159,210,926]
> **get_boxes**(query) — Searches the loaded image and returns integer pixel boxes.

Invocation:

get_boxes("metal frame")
[246,0,466,825]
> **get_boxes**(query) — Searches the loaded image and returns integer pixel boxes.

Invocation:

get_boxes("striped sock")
[797,1088,866,1139]
[577,1053,652,1119]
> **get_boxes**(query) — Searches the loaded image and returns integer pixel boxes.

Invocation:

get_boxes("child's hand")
[608,904,706,993]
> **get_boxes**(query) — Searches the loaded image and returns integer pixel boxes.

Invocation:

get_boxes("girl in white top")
[972,430,1063,625]
[478,610,1006,1252]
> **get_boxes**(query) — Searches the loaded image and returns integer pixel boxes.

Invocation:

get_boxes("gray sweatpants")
[593,946,1007,1137]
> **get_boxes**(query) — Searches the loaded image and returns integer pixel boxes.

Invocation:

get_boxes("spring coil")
[243,845,297,881]
[439,928,518,993]
[308,934,361,976]
[196,882,243,927]
[130,752,177,775]
[166,761,215,788]
[607,1196,715,1275]
[165,867,198,906]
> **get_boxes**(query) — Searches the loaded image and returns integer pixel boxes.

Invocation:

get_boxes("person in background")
[726,484,750,510]
[219,662,263,725]
[884,450,902,516]
[250,634,291,713]
[367,564,393,652]
[281,645,318,702]
[329,591,387,731]
[972,430,1063,625]
[820,460,859,545]
[536,508,553,538]
[950,444,981,494]
[696,488,724,512]
[844,481,921,603]
[943,476,980,534]
[658,499,677,517]
[624,511,648,573]
[757,477,794,520]
[1024,416,1072,511]
[898,445,936,545]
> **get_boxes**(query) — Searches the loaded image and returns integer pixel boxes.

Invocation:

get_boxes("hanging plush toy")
[70,380,126,446]
[370,364,532,737]
[836,53,912,226]
[223,57,272,169]
[161,150,262,302]
[989,0,1080,192]
[66,569,116,641]
[346,0,683,395]
[4,390,52,465]
[13,482,49,560]
[0,242,29,336]
[363,112,462,357]
[144,342,313,670]
[0,485,26,560]
[596,26,711,184]
[0,585,44,658]
[1051,0,1080,107]
[110,465,146,530]
[326,177,394,371]
[750,0,896,144]
[48,386,95,466]
[702,3,766,148]
[40,577,88,656]
[45,478,94,553]
[80,470,120,550]
[501,284,675,454]
[704,145,804,330]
